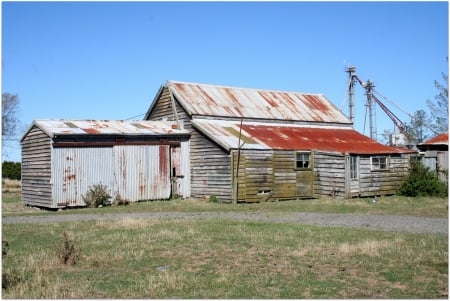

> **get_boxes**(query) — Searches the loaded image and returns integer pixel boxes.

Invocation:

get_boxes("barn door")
[114,145,171,201]
[349,155,360,194]
[295,152,314,197]
[170,145,182,198]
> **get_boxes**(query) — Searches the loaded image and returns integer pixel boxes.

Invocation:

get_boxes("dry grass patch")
[2,218,447,298]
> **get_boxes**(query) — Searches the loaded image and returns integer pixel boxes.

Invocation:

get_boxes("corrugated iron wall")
[52,147,115,207]
[51,144,177,207]
[114,145,171,201]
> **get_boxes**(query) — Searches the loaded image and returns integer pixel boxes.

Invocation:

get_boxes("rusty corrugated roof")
[22,119,189,141]
[168,81,352,124]
[420,132,448,146]
[192,119,415,155]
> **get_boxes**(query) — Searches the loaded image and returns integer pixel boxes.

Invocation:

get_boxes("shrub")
[112,193,130,206]
[2,161,21,180]
[397,160,448,197]
[209,195,220,203]
[82,183,111,208]
[56,231,80,266]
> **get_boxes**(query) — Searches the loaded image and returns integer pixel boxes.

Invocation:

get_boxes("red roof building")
[146,81,414,202]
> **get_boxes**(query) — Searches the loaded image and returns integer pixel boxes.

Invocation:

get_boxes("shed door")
[114,145,171,201]
[295,152,314,198]
[349,155,360,193]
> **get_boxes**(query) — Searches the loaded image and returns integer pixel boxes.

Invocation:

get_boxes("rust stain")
[302,95,330,112]
[82,128,100,134]
[258,91,278,108]
[197,86,218,106]
[159,145,168,179]
[224,88,241,105]
[241,124,414,154]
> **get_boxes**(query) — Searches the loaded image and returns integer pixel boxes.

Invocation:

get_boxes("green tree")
[406,109,428,144]
[427,63,448,134]
[2,161,21,180]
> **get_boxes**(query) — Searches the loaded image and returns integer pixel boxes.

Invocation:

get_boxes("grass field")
[2,192,448,218]
[2,192,448,298]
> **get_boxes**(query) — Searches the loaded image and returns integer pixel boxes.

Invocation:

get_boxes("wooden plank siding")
[232,150,315,202]
[146,87,232,202]
[21,126,52,207]
[355,154,410,197]
[314,152,346,198]
[146,87,412,202]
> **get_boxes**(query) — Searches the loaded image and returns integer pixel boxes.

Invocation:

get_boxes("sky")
[2,1,448,162]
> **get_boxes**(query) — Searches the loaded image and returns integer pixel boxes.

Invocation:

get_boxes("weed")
[209,195,220,203]
[2,267,24,289]
[113,193,130,206]
[56,231,80,266]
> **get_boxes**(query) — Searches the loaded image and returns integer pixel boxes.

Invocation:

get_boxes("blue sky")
[2,1,448,162]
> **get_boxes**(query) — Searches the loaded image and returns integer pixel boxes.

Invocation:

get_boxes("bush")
[2,161,21,180]
[112,193,130,206]
[56,231,80,266]
[82,183,111,208]
[397,160,448,197]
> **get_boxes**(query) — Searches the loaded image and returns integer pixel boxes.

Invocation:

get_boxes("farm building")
[144,80,416,203]
[21,119,190,208]
[417,132,448,183]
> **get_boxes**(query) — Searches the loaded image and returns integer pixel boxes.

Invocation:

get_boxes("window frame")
[370,156,389,171]
[350,155,359,179]
[295,152,312,170]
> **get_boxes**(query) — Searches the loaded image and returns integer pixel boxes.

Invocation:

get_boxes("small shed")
[417,132,448,183]
[21,119,190,208]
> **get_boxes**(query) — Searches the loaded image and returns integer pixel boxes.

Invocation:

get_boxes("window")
[296,152,311,169]
[371,156,388,171]
[350,156,358,179]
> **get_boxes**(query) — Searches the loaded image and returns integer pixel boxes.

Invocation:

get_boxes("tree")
[2,93,21,158]
[427,66,448,134]
[406,109,429,144]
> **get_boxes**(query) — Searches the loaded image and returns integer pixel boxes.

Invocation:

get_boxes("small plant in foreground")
[82,183,111,207]
[209,195,220,203]
[56,231,80,266]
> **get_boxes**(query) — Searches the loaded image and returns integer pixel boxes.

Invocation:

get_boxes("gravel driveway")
[3,211,448,235]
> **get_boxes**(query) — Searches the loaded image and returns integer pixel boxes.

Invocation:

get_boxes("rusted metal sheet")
[114,145,171,201]
[52,147,115,207]
[420,132,448,146]
[51,145,172,206]
[21,119,189,141]
[167,81,351,124]
[192,119,416,155]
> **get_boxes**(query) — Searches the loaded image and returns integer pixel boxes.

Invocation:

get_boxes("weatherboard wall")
[21,126,53,207]
[145,83,413,202]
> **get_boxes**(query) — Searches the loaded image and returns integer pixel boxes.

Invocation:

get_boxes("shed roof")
[162,81,351,124]
[21,119,189,141]
[192,119,415,155]
[420,132,448,146]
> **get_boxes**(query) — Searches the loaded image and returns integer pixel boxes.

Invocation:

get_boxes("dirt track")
[3,211,448,235]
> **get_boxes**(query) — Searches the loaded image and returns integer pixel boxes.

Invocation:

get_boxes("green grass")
[2,219,448,298]
[3,192,448,218]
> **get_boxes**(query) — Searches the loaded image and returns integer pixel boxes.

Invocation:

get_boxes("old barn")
[21,119,190,208]
[145,80,415,203]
